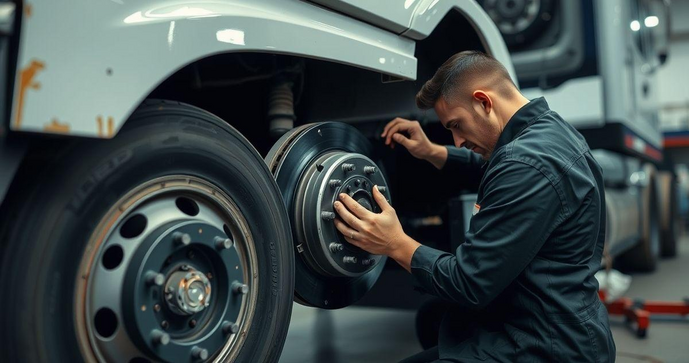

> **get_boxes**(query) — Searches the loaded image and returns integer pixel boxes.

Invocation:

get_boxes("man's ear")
[472,90,492,116]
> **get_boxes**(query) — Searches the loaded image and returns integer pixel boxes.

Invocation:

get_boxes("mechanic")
[333,51,616,362]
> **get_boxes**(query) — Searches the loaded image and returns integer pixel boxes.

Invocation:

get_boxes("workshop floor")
[280,237,689,363]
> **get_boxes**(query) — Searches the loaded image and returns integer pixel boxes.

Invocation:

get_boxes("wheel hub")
[295,151,388,278]
[164,267,212,316]
[266,122,390,308]
[77,177,258,363]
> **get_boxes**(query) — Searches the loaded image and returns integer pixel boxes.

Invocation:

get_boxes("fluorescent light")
[644,16,659,28]
[630,20,641,31]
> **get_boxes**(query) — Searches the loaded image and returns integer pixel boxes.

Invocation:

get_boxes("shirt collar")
[492,97,550,153]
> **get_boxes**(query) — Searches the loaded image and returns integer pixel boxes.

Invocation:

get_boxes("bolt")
[145,271,165,287]
[191,346,209,360]
[180,264,190,271]
[222,321,240,334]
[214,236,233,250]
[232,281,249,295]
[362,258,375,266]
[321,211,336,221]
[354,179,361,187]
[329,179,342,188]
[377,186,387,194]
[343,256,357,264]
[364,166,377,174]
[341,163,355,172]
[151,329,170,345]
[154,304,161,312]
[173,232,191,246]
[161,320,169,330]
[329,242,344,253]
[189,319,197,328]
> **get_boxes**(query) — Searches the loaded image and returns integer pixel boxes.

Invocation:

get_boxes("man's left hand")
[333,185,421,271]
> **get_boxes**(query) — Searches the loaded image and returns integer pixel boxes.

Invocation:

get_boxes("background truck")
[0,1,519,362]
[476,0,679,271]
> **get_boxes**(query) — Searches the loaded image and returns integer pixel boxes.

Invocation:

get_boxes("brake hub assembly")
[266,122,391,308]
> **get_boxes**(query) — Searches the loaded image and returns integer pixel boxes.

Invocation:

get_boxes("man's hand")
[381,117,448,169]
[333,185,421,272]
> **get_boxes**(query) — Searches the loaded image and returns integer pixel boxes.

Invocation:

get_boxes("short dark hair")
[415,51,516,110]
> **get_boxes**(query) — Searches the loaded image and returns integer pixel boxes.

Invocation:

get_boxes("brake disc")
[266,122,391,309]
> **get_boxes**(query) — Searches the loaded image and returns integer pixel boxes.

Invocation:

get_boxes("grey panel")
[308,0,418,34]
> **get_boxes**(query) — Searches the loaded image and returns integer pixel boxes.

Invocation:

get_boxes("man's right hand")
[381,117,448,169]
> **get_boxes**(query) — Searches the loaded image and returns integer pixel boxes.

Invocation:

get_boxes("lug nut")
[214,236,233,250]
[377,186,387,194]
[151,329,170,345]
[354,179,361,187]
[329,179,342,188]
[222,321,240,334]
[232,281,249,295]
[329,242,344,253]
[343,256,357,264]
[161,320,169,329]
[189,319,197,328]
[362,258,375,266]
[173,232,191,246]
[191,346,209,360]
[364,166,377,174]
[154,304,161,312]
[342,163,355,172]
[145,271,165,287]
[321,211,336,221]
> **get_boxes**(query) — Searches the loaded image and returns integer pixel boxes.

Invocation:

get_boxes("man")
[333,51,616,362]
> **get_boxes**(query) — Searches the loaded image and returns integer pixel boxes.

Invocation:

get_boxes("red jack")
[599,290,689,338]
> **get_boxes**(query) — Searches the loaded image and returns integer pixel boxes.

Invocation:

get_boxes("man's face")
[435,96,502,160]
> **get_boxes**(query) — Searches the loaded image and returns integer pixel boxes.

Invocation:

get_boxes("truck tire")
[618,168,661,272]
[0,100,294,363]
[659,172,679,258]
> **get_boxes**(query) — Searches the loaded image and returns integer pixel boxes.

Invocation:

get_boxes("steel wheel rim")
[74,175,259,362]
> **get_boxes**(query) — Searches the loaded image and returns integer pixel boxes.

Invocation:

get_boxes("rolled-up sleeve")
[411,160,564,309]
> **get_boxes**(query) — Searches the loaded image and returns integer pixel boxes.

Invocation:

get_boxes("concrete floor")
[280,237,689,363]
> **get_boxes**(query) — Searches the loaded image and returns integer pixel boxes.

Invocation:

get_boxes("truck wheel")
[0,100,294,363]
[659,172,679,258]
[618,167,661,272]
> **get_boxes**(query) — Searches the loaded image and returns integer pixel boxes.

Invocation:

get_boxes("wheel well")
[145,10,486,158]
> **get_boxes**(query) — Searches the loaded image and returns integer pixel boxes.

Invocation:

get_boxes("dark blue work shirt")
[411,98,616,362]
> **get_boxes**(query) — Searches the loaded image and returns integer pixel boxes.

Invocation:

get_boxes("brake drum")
[266,122,391,309]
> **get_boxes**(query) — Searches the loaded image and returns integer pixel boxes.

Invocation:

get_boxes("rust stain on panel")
[97,116,104,137]
[44,118,70,134]
[97,116,115,138]
[24,4,33,18]
[13,59,45,129]
[107,117,114,137]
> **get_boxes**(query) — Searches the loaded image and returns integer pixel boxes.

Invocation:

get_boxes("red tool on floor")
[598,290,689,338]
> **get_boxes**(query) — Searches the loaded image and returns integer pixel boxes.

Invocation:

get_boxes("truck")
[0,0,676,362]
[0,1,519,362]
[476,0,678,271]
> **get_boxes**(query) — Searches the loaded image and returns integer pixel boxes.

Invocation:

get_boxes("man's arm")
[410,160,564,309]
